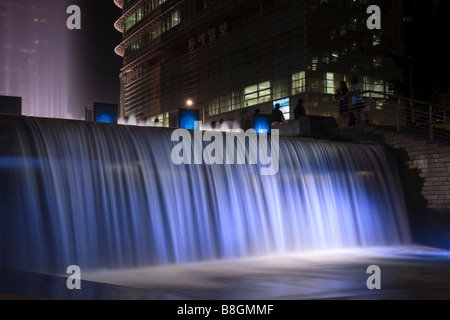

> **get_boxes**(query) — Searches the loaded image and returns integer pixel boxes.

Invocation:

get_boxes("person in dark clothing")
[335,81,349,127]
[271,104,285,124]
[294,99,306,119]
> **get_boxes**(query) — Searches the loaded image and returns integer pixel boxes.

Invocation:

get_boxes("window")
[292,71,306,95]
[258,81,271,104]
[209,97,220,116]
[326,73,335,94]
[221,94,232,113]
[163,10,181,31]
[150,112,169,127]
[331,51,339,62]
[273,78,289,100]
[372,34,381,46]
[311,57,318,71]
[244,81,272,107]
[124,0,169,33]
[233,91,244,110]
[125,10,181,54]
[363,77,385,97]
[244,85,258,107]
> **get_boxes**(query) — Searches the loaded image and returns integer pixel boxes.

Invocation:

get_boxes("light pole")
[186,99,206,125]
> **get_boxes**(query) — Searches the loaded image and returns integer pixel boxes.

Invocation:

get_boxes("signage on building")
[188,22,228,52]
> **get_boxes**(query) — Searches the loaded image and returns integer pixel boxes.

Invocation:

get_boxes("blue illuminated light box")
[86,103,118,124]
[273,98,290,121]
[179,109,200,130]
[253,114,272,136]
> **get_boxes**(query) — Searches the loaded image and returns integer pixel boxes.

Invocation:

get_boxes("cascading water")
[0,116,410,274]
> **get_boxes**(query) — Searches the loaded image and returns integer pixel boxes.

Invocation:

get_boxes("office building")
[114,0,403,125]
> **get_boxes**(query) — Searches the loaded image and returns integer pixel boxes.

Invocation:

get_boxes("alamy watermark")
[367,5,381,30]
[66,5,81,30]
[66,265,81,290]
[171,122,280,176]
[366,265,381,290]
[66,4,379,31]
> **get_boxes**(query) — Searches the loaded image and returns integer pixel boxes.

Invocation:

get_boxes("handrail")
[356,90,448,109]
[352,90,449,142]
[208,90,449,142]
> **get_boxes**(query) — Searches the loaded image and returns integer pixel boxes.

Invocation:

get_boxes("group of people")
[335,77,364,127]
[261,76,366,127]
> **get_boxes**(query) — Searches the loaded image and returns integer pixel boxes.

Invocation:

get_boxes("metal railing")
[346,90,450,142]
[205,90,449,142]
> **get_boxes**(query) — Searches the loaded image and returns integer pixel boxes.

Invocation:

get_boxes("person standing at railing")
[294,99,306,120]
[348,77,365,125]
[335,81,349,127]
[271,104,286,124]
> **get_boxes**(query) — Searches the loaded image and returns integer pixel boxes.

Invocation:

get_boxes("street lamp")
[186,99,206,125]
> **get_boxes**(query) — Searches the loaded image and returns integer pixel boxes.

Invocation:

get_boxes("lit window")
[292,71,306,95]
[150,112,169,127]
[172,11,181,26]
[311,57,318,71]
[209,98,220,116]
[244,82,272,107]
[373,35,381,46]
[326,73,335,94]
[221,94,232,113]
[331,51,339,62]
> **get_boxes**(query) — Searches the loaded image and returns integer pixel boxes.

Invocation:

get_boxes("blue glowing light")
[94,103,117,124]
[179,109,200,130]
[253,114,272,135]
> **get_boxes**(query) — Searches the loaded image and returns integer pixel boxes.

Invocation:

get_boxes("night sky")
[67,0,122,119]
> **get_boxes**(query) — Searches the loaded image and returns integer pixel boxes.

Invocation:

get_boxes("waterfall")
[0,116,410,274]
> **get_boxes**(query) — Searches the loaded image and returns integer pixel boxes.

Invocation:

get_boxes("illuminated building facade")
[114,0,403,125]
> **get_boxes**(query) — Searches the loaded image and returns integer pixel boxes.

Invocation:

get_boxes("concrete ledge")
[273,116,338,138]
